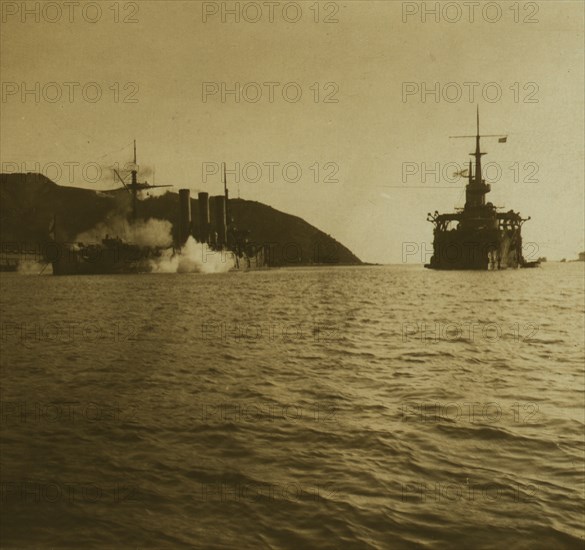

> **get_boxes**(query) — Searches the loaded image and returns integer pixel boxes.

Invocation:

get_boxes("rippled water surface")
[1,264,584,549]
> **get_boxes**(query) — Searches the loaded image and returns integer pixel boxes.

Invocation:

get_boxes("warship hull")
[48,241,168,276]
[45,147,270,276]
[426,228,522,270]
[424,110,536,271]
[48,241,268,276]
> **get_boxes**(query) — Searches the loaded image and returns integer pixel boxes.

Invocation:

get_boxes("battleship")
[425,110,538,270]
[47,144,269,275]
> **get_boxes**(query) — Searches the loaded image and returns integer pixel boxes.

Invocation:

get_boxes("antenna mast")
[131,140,138,219]
[223,162,229,219]
[472,106,486,185]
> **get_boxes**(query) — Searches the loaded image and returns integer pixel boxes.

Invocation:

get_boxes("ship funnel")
[198,192,210,244]
[212,195,227,247]
[179,189,192,245]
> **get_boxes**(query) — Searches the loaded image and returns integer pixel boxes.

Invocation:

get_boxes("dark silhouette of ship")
[47,232,169,275]
[47,144,269,275]
[425,109,539,270]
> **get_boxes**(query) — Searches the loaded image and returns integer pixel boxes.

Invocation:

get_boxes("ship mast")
[449,108,506,208]
[473,106,486,186]
[131,139,138,219]
[222,161,229,220]
[111,140,173,223]
[465,107,490,209]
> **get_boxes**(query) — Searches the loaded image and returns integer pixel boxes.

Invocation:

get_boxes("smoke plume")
[75,217,173,248]
[17,259,50,275]
[75,217,234,274]
[150,237,235,274]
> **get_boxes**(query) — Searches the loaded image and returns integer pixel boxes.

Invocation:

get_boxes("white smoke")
[75,216,235,274]
[150,236,235,274]
[75,217,173,248]
[17,259,51,275]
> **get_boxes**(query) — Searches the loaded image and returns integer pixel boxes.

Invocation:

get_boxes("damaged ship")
[425,110,538,270]
[47,144,269,275]
[177,172,270,271]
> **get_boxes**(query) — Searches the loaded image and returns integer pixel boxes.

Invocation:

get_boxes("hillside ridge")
[0,173,362,266]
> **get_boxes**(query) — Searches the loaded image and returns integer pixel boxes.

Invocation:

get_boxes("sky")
[1,0,583,263]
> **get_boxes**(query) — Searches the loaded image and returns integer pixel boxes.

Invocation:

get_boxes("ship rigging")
[425,108,537,270]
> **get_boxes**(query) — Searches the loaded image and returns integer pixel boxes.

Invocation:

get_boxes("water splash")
[74,214,235,274]
[17,259,51,275]
[150,237,235,274]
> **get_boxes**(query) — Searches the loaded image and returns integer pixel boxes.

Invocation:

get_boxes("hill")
[0,173,361,266]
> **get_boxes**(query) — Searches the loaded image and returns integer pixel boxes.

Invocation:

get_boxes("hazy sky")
[1,1,583,262]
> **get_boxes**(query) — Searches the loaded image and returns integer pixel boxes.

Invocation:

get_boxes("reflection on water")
[1,264,583,548]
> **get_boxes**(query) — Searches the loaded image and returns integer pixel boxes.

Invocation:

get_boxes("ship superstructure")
[177,163,270,270]
[425,110,536,270]
[49,141,173,275]
[48,146,269,275]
